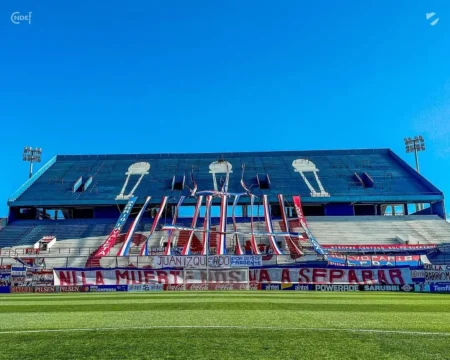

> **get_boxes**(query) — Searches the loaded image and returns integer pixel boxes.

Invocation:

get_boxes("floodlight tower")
[23,146,42,178]
[404,136,425,211]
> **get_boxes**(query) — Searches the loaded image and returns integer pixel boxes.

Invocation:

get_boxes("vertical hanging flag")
[140,196,168,256]
[217,195,228,255]
[94,197,137,258]
[249,195,260,255]
[201,195,213,255]
[164,196,186,256]
[232,195,244,255]
[117,196,151,256]
[262,195,284,255]
[292,195,328,256]
[278,194,303,256]
[181,195,203,256]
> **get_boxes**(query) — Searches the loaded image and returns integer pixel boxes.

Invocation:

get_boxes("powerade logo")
[315,285,359,292]
[431,283,450,293]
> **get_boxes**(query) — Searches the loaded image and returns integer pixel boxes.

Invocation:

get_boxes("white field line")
[0,325,448,336]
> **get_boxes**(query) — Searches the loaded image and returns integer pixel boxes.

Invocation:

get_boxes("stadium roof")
[7,149,443,207]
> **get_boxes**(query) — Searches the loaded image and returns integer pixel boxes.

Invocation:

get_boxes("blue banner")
[88,285,128,292]
[280,283,312,291]
[230,256,262,267]
[0,286,10,293]
[261,283,281,290]
[430,283,450,293]
[128,284,163,292]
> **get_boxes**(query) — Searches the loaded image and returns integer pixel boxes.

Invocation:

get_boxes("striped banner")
[164,196,186,256]
[93,197,137,258]
[277,194,303,256]
[181,196,203,256]
[140,196,168,256]
[117,196,151,256]
[232,195,244,255]
[292,195,328,256]
[262,195,283,255]
[217,195,228,255]
[249,195,260,255]
[201,195,213,255]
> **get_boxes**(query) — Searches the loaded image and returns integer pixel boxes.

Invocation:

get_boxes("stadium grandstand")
[0,148,449,269]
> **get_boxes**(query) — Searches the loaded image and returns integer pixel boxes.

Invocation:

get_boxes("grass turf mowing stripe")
[0,325,449,336]
[2,301,450,313]
[1,292,449,359]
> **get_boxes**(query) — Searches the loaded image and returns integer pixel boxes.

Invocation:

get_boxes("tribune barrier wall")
[2,264,450,293]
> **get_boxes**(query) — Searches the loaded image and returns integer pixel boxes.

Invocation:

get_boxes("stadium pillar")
[242,205,248,218]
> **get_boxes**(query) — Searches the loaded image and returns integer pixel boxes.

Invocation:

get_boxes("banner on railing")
[248,267,412,285]
[327,255,420,267]
[0,273,10,286]
[54,269,185,286]
[424,269,450,283]
[53,266,411,286]
[322,244,437,252]
[31,270,54,286]
[150,255,262,269]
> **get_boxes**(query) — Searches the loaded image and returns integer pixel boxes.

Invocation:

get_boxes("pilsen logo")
[60,286,80,292]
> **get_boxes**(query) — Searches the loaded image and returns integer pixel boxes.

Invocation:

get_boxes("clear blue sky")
[1,1,449,217]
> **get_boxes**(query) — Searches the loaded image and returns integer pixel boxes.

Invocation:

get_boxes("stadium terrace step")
[2,216,449,259]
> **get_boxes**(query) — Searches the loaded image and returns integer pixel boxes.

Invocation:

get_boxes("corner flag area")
[0,292,449,360]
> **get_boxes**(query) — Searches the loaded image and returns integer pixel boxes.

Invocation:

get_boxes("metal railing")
[0,254,325,269]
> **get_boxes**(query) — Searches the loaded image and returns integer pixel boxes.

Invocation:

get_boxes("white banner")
[425,269,450,283]
[148,255,261,269]
[54,269,184,286]
[54,267,411,286]
[184,268,249,283]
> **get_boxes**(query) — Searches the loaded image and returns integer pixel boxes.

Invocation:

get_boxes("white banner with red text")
[53,267,411,286]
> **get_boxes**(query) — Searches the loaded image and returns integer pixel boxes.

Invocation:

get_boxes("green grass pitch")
[0,291,449,360]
